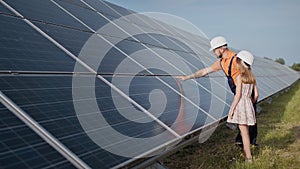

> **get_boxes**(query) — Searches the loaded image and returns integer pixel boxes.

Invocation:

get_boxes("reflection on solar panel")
[0,0,299,168]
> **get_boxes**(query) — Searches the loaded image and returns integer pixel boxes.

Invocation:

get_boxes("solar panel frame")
[1,0,299,168]
[0,1,223,168]
[0,91,90,169]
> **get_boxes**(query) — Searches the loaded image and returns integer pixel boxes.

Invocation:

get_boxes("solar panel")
[0,103,77,169]
[1,0,299,168]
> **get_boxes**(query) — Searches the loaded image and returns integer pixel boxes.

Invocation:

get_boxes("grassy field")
[162,80,300,169]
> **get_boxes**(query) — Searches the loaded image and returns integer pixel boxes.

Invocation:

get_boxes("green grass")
[162,80,300,169]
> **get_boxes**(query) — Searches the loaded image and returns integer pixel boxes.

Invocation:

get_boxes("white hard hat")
[237,50,254,66]
[209,36,227,51]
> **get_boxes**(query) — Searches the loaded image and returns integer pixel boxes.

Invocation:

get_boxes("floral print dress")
[227,83,256,125]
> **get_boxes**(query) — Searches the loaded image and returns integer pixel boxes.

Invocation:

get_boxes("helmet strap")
[242,61,250,69]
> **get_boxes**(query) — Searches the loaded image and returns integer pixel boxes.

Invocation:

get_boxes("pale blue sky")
[106,0,300,66]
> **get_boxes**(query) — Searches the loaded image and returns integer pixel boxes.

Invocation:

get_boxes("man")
[176,36,258,147]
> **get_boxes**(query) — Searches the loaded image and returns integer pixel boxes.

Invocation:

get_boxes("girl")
[227,50,259,162]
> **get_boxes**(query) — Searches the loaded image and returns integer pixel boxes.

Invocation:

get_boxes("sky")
[106,0,300,66]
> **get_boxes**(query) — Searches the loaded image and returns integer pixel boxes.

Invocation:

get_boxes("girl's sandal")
[246,158,253,163]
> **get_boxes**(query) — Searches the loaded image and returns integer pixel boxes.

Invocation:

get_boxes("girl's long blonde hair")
[237,58,256,84]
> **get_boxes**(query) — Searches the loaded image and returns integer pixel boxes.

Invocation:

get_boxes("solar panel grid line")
[1,1,184,167]
[85,6,227,145]
[80,0,212,58]
[254,74,297,77]
[258,86,277,100]
[17,145,68,169]
[0,9,190,58]
[11,96,173,160]
[48,0,227,165]
[259,78,279,100]
[128,15,234,106]
[1,1,91,74]
[2,1,298,168]
[132,14,210,52]
[253,64,291,70]
[112,13,211,63]
[51,0,219,123]
[0,112,83,145]
[0,6,206,58]
[0,4,190,166]
[260,77,277,93]
[1,0,234,68]
[1,0,226,151]
[102,0,209,49]
[142,16,296,88]
[253,81,268,99]
[109,139,182,169]
[0,10,95,35]
[0,122,24,132]
[252,69,277,95]
[0,76,182,165]
[134,35,230,106]
[129,13,234,95]
[39,161,70,169]
[100,0,191,45]
[0,91,91,169]
[107,12,228,85]
[263,74,285,92]
[142,16,207,46]
[0,0,292,78]
[270,78,293,93]
[11,151,30,169]
[96,76,181,138]
[0,1,95,72]
[59,0,122,20]
[100,0,199,53]
[0,106,78,169]
[0,70,229,78]
[183,46,286,101]
[73,0,223,122]
[257,64,292,87]
[49,0,182,138]
[96,0,130,16]
[0,7,90,72]
[275,73,294,86]
[149,23,215,66]
[100,0,133,23]
[97,14,232,108]
[1,136,30,168]
[277,65,297,76]
[57,123,180,158]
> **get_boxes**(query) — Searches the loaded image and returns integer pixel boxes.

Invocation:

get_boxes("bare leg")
[238,124,252,161]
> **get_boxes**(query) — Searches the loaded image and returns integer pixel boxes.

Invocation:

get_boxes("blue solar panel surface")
[0,104,76,169]
[0,0,299,169]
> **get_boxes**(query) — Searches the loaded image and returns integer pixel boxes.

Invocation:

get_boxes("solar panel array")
[0,0,299,169]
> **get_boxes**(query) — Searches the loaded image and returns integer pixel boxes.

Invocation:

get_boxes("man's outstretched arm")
[175,60,221,81]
